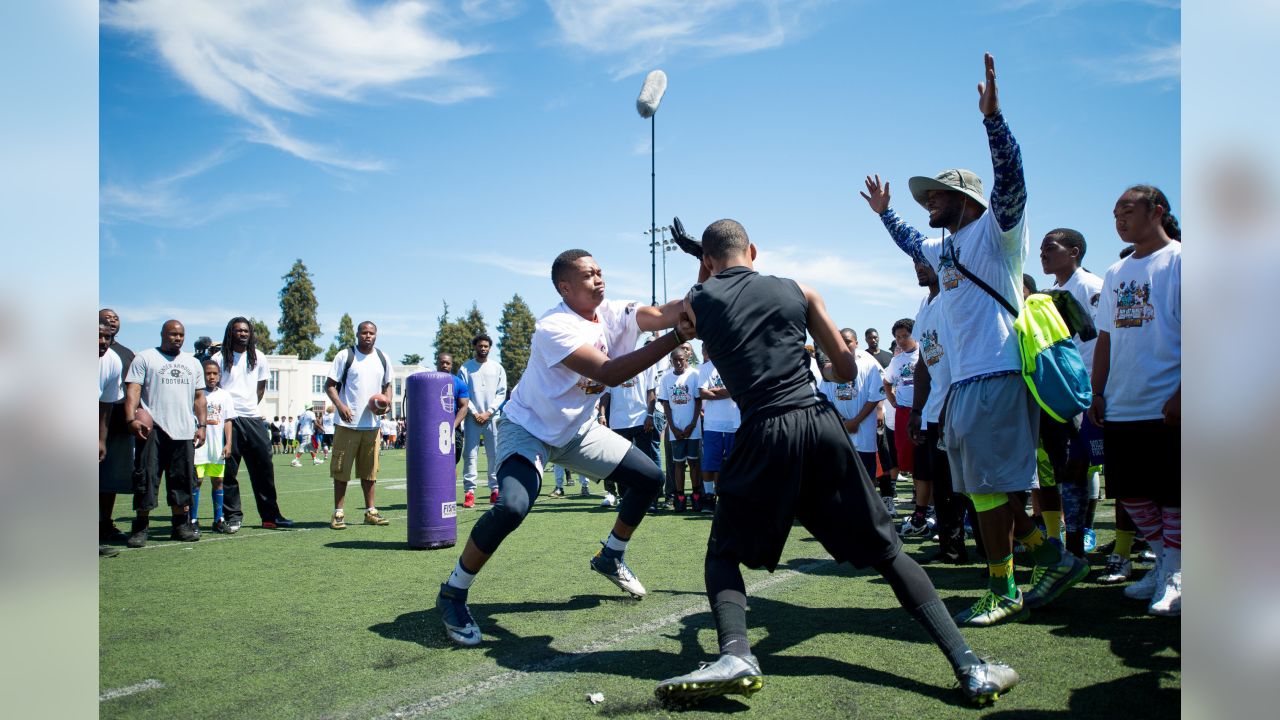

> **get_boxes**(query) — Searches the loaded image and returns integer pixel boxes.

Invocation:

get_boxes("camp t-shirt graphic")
[1113,280,1156,328]
[575,333,609,395]
[834,382,855,401]
[920,328,945,367]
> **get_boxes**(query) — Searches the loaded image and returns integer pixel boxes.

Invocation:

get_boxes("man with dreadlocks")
[217,317,292,533]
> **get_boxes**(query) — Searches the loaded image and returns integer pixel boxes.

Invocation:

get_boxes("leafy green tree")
[432,301,472,375]
[324,313,356,361]
[400,353,424,366]
[249,317,277,355]
[277,259,322,359]
[498,293,535,387]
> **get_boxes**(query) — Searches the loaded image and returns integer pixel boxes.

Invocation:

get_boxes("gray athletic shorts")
[944,372,1039,495]
[495,416,631,481]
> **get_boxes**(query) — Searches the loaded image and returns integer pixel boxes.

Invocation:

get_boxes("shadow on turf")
[371,595,976,708]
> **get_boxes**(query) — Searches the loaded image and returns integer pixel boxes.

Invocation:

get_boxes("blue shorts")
[701,430,736,473]
[1069,415,1105,465]
[668,437,700,463]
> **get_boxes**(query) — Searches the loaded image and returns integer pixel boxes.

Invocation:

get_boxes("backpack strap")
[339,346,357,391]
[943,237,1020,317]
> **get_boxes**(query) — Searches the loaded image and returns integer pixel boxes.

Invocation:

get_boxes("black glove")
[671,216,702,259]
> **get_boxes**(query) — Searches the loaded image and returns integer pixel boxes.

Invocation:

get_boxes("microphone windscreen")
[636,70,667,118]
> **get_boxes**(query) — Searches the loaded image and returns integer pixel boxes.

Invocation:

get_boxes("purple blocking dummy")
[406,371,458,549]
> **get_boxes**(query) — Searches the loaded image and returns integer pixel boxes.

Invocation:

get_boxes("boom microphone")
[636,69,668,118]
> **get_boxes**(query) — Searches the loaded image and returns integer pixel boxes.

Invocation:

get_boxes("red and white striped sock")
[1120,499,1164,558]
[1160,506,1181,573]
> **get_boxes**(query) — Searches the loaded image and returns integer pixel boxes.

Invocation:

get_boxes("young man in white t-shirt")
[1040,228,1111,563]
[697,346,741,516]
[1089,184,1182,616]
[325,321,394,529]
[821,328,886,484]
[862,53,1085,626]
[885,317,930,537]
[293,408,319,466]
[192,359,236,535]
[436,249,691,647]
[658,346,703,512]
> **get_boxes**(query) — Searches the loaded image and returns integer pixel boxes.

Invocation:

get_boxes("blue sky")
[100,0,1180,361]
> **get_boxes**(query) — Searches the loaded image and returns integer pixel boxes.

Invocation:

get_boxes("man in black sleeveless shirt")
[654,219,1018,707]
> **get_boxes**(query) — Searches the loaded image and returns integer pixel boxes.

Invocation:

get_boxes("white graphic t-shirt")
[1053,266,1105,378]
[297,412,315,437]
[886,344,921,410]
[125,348,204,440]
[698,361,741,433]
[914,294,953,425]
[822,349,885,452]
[608,365,655,430]
[503,299,642,446]
[195,387,238,466]
[919,208,1029,382]
[659,366,702,440]
[1096,242,1181,421]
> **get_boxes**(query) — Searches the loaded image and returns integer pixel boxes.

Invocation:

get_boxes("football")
[133,406,154,437]
[368,393,391,415]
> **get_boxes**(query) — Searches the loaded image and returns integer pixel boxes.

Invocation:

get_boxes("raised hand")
[671,216,703,259]
[859,175,891,214]
[977,52,1000,117]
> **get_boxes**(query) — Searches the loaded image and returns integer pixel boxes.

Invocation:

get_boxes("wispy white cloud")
[755,247,923,307]
[546,0,814,79]
[997,0,1180,15]
[463,252,548,278]
[102,0,490,170]
[461,0,526,23]
[100,146,287,227]
[114,303,255,328]
[1085,41,1180,85]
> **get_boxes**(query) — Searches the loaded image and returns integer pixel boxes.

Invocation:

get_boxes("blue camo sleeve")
[880,208,927,264]
[984,112,1026,232]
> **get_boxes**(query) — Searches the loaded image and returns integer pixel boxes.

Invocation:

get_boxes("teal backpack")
[947,246,1092,423]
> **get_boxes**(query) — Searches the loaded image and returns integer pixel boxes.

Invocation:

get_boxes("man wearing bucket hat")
[860,53,1088,627]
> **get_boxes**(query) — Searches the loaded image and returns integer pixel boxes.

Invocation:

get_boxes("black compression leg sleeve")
[470,455,541,554]
[604,446,664,527]
[705,546,751,658]
[873,551,979,672]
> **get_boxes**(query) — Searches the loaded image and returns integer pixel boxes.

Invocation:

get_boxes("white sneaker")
[313,457,324,465]
[291,459,302,467]
[1148,570,1181,616]
[1124,557,1164,600]
[600,492,617,508]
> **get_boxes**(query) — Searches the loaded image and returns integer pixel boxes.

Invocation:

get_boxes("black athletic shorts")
[1102,419,1180,506]
[709,401,901,572]
[1038,409,1077,472]
[877,423,897,473]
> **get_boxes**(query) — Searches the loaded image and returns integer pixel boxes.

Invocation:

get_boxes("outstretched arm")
[978,53,1026,233]
[561,329,687,388]
[861,175,927,264]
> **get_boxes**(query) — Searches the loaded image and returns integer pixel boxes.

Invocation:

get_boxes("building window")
[312,375,326,394]
[395,377,403,396]
[394,402,403,419]
[268,370,279,392]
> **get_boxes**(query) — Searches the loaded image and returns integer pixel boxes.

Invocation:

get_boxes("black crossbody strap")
[944,237,1019,317]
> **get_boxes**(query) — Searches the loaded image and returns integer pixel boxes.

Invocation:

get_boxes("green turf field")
[100,450,1179,718]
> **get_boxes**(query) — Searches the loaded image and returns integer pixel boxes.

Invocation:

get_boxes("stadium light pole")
[636,70,668,306]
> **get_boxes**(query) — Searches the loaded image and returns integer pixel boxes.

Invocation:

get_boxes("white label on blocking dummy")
[441,501,457,518]
[438,422,451,453]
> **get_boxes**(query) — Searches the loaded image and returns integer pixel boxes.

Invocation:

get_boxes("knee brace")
[470,456,539,554]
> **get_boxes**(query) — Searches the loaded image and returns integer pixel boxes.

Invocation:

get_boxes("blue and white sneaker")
[1083,528,1098,553]
[436,583,481,647]
[590,545,647,598]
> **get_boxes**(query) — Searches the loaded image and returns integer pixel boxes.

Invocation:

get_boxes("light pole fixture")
[636,69,668,306]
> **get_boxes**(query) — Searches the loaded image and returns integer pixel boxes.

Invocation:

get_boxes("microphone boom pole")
[636,69,668,307]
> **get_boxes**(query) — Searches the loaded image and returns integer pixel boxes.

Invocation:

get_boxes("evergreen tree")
[325,313,356,361]
[400,353,424,366]
[278,259,322,359]
[249,317,278,355]
[498,293,535,387]
[432,301,472,375]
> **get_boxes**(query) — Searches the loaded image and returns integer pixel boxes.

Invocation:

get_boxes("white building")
[255,353,430,421]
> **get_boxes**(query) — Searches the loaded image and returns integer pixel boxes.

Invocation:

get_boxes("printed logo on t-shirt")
[207,400,225,424]
[835,382,854,401]
[1113,280,1156,328]
[939,256,964,291]
[620,376,638,388]
[669,383,693,405]
[160,362,196,385]
[920,329,945,367]
[575,334,608,395]
[707,372,725,390]
[897,363,915,388]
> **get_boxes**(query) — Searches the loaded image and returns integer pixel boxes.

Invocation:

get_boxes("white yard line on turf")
[99,678,164,702]
[366,557,835,720]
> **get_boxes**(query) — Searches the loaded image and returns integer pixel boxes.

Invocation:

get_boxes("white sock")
[334,507,343,515]
[604,532,628,554]
[367,506,377,513]
[448,560,477,590]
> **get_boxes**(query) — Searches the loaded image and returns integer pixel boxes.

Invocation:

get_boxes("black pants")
[132,426,195,512]
[222,417,283,522]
